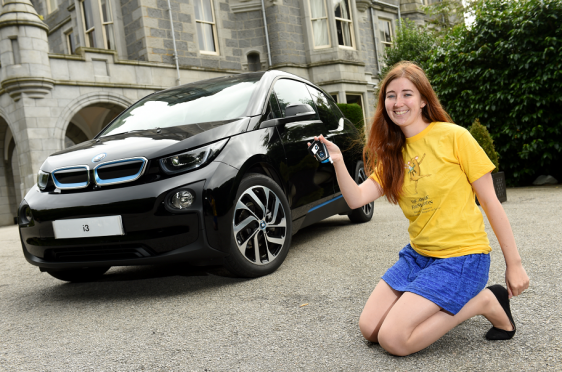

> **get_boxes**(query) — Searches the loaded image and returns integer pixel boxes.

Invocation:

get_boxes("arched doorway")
[65,103,124,147]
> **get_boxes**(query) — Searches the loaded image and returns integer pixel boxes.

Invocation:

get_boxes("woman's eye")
[387,95,395,99]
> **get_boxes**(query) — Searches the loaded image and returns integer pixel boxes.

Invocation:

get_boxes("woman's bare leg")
[377,288,514,356]
[358,280,403,342]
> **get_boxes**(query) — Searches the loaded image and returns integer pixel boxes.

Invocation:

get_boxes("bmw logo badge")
[92,153,107,163]
[260,221,267,230]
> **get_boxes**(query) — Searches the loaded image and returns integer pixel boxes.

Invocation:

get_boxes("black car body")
[18,71,373,281]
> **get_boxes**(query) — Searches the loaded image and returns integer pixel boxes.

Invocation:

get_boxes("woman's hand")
[307,134,344,164]
[505,263,529,298]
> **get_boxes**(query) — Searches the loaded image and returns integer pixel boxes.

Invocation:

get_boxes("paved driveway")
[1,187,561,371]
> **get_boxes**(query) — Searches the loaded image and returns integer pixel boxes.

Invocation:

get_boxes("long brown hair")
[364,61,452,204]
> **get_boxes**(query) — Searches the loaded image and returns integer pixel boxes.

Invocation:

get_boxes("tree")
[469,119,499,173]
[422,0,466,31]
[427,0,562,185]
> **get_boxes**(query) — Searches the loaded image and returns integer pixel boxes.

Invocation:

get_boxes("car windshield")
[100,74,263,137]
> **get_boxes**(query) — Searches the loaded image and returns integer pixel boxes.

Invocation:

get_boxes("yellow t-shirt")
[370,122,496,258]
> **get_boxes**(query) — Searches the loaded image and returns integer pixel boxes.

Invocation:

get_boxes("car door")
[272,78,335,219]
[305,85,361,195]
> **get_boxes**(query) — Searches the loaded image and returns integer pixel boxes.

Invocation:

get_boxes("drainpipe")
[261,0,272,68]
[370,7,381,75]
[167,0,181,86]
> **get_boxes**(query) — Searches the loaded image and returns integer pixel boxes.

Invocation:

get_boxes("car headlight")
[160,139,229,174]
[37,170,50,190]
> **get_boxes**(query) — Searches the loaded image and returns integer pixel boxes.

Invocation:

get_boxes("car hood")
[41,117,250,172]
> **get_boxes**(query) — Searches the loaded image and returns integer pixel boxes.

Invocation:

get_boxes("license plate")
[53,216,124,239]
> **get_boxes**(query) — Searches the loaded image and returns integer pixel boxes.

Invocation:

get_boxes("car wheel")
[224,174,292,278]
[348,161,374,223]
[45,266,111,282]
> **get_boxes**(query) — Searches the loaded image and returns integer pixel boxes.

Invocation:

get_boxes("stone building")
[0,0,429,226]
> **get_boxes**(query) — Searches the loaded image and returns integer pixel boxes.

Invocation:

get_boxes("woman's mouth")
[394,110,409,116]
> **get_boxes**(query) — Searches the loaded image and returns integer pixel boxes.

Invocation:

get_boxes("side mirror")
[285,104,316,120]
[259,103,317,129]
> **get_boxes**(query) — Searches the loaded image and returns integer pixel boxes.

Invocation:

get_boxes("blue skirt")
[382,244,490,314]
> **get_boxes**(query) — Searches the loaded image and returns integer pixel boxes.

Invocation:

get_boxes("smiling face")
[384,77,428,137]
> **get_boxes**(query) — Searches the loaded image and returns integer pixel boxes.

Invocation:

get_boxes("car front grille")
[94,157,147,186]
[52,166,90,190]
[44,245,154,262]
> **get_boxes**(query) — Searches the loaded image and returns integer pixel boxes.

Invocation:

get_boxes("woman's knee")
[377,323,411,356]
[358,313,379,342]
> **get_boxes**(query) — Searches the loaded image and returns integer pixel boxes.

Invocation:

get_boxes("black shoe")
[485,285,516,340]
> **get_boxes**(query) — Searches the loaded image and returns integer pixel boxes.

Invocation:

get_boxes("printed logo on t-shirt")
[405,154,431,194]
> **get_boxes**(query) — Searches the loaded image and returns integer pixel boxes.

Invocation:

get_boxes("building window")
[379,19,393,48]
[309,0,330,48]
[333,0,354,48]
[80,0,96,48]
[65,29,75,54]
[330,93,339,103]
[99,0,115,49]
[194,0,219,54]
[346,93,366,125]
[247,52,261,71]
[46,0,58,14]
[10,37,21,64]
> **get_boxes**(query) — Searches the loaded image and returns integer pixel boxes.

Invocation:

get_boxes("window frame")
[194,0,220,55]
[308,0,331,49]
[80,0,96,48]
[65,28,75,54]
[333,0,356,49]
[98,0,115,50]
[379,18,394,48]
[46,0,58,14]
[345,93,366,126]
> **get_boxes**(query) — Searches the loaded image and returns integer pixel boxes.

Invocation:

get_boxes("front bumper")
[19,162,227,269]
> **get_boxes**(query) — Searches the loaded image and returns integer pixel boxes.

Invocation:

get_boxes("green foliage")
[422,0,466,31]
[379,19,438,79]
[469,119,499,173]
[337,103,364,133]
[427,0,562,185]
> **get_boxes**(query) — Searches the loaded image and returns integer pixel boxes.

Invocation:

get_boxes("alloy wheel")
[357,168,373,216]
[232,185,287,265]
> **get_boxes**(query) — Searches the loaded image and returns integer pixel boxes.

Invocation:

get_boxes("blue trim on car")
[308,194,343,213]
[52,166,89,190]
[94,158,147,186]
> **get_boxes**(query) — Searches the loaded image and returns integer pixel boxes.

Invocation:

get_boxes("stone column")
[0,0,55,198]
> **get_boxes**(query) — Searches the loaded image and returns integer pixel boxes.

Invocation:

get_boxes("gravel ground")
[1,186,561,371]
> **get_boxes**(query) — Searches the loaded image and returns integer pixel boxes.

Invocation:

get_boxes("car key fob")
[308,139,333,164]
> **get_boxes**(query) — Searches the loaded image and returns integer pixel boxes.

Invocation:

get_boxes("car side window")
[273,79,317,118]
[306,86,343,131]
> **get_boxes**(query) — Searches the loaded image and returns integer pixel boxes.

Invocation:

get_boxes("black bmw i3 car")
[18,70,374,282]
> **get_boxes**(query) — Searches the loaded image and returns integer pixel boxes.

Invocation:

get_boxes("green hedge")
[427,0,562,185]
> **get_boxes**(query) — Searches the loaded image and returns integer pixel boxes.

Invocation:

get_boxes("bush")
[469,119,499,173]
[337,103,364,133]
[427,0,562,185]
[379,19,437,79]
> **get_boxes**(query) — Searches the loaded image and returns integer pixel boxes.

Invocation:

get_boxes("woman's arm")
[311,135,383,209]
[472,173,530,298]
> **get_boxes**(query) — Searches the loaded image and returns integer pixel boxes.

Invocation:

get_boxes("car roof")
[155,70,325,118]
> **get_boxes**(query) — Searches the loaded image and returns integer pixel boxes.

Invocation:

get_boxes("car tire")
[45,266,111,282]
[348,161,374,223]
[223,174,292,278]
